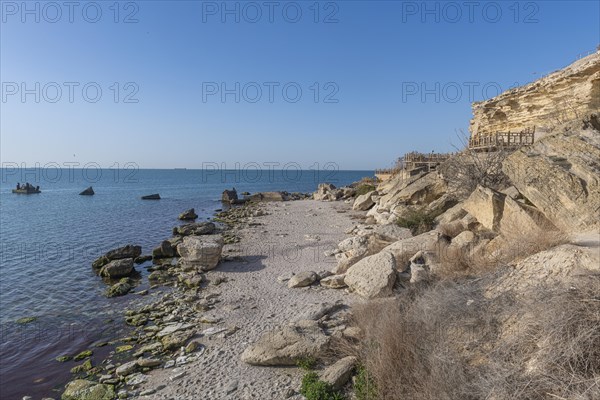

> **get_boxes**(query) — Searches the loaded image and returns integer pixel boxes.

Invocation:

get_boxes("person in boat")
[16,183,20,190]
[36,186,39,191]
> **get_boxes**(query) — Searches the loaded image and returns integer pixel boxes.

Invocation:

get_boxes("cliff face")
[470,51,600,138]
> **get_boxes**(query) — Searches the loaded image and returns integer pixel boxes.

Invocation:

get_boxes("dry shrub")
[350,282,506,400]
[345,273,600,400]
[481,273,600,399]
[495,216,568,264]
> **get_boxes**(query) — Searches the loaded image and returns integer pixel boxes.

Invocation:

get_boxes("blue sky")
[1,0,598,170]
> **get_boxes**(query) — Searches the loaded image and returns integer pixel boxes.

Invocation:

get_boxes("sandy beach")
[134,199,364,399]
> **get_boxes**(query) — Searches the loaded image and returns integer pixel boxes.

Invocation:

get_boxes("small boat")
[12,187,41,194]
[141,193,161,200]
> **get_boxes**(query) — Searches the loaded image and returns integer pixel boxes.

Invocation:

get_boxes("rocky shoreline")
[45,184,370,400]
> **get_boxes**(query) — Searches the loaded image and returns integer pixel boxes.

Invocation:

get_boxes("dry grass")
[495,216,569,265]
[343,273,600,400]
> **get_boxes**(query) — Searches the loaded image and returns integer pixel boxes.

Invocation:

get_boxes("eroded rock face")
[241,320,330,366]
[470,51,600,138]
[503,128,600,233]
[367,171,447,224]
[344,251,397,299]
[177,235,224,271]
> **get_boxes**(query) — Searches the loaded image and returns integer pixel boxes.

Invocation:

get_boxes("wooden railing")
[469,128,535,150]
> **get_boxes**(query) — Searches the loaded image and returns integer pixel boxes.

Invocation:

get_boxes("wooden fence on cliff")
[468,128,535,151]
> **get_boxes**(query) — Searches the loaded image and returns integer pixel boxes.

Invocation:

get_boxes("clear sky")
[1,0,598,170]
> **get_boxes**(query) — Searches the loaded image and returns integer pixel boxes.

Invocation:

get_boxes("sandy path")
[136,199,362,399]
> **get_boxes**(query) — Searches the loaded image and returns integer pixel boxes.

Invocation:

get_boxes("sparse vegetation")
[396,207,444,235]
[297,356,318,371]
[355,184,376,197]
[354,365,377,400]
[440,131,510,198]
[343,273,600,400]
[300,372,345,400]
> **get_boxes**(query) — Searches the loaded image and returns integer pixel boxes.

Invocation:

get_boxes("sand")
[133,199,363,399]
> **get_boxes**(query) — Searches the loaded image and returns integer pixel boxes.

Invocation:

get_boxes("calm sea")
[0,168,372,399]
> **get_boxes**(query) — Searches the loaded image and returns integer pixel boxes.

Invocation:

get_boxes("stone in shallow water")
[61,379,115,400]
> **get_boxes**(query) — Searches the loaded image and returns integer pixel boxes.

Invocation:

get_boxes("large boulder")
[152,240,176,259]
[353,191,376,211]
[61,379,115,400]
[314,183,343,201]
[503,128,600,233]
[462,186,505,232]
[333,226,413,274]
[222,188,238,203]
[177,235,224,271]
[99,258,134,278]
[246,191,289,202]
[344,251,397,299]
[241,320,330,366]
[382,230,444,271]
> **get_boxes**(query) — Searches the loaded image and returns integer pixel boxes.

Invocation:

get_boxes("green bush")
[301,372,345,400]
[355,184,376,197]
[354,366,377,400]
[396,208,441,235]
[297,356,317,371]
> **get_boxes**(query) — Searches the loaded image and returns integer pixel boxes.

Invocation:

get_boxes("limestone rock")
[178,208,198,221]
[503,128,600,233]
[470,51,599,138]
[353,191,376,211]
[451,230,476,250]
[240,320,330,366]
[287,271,318,288]
[321,356,357,390]
[61,379,115,400]
[320,275,347,289]
[222,188,238,203]
[115,360,138,376]
[344,251,397,299]
[314,183,343,201]
[99,258,134,278]
[246,191,289,202]
[105,278,132,298]
[93,245,141,269]
[177,235,224,270]
[153,240,175,259]
[173,222,216,236]
[462,186,505,232]
[382,230,444,271]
